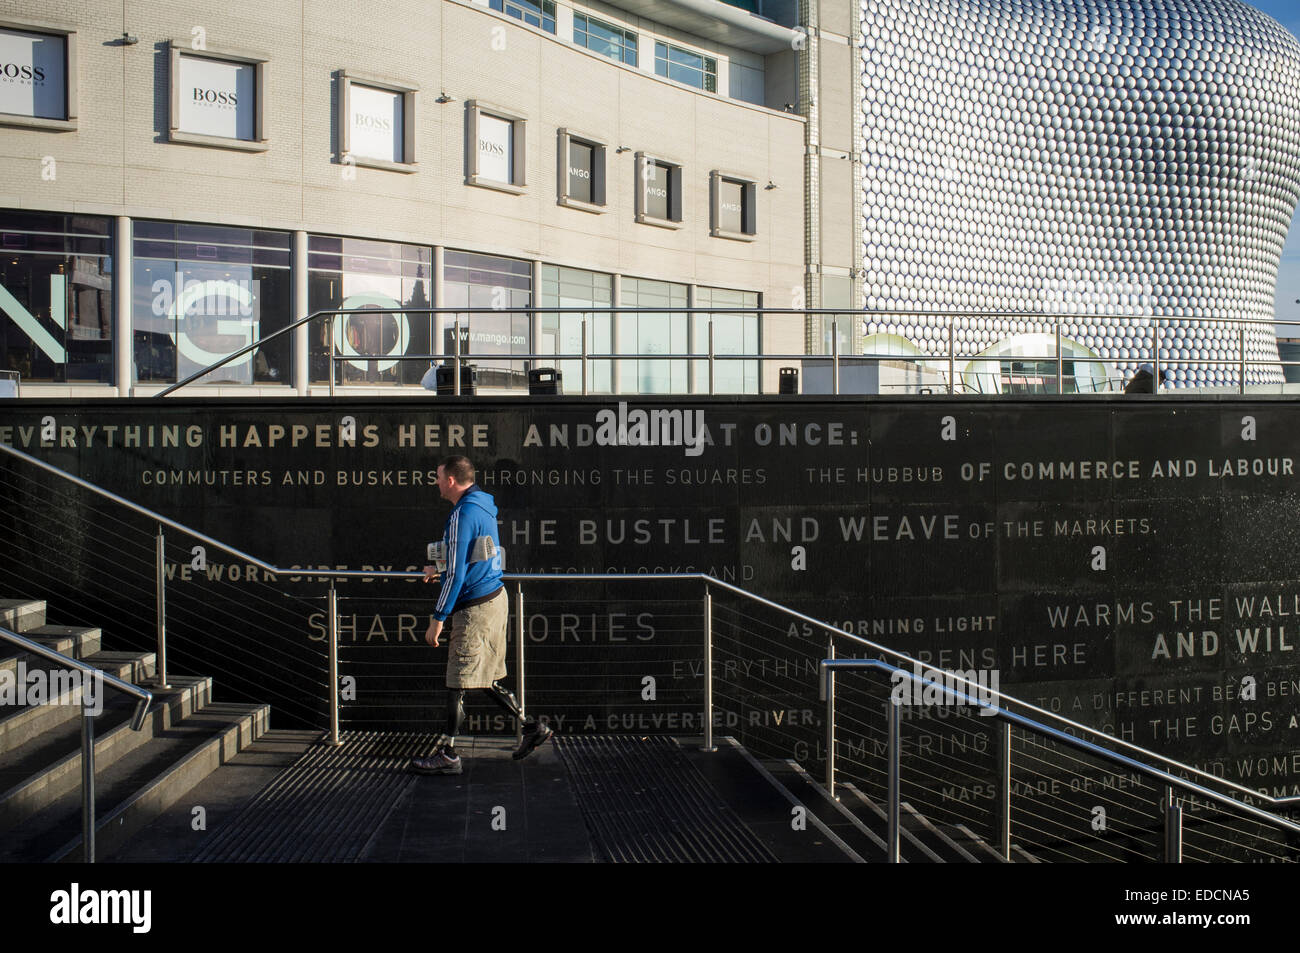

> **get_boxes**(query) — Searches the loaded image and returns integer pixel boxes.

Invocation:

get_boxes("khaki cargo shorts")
[445,588,508,688]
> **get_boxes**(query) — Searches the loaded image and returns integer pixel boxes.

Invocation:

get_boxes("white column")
[293,231,309,395]
[114,217,132,397]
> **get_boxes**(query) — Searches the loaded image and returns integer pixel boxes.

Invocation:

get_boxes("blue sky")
[1250,0,1300,320]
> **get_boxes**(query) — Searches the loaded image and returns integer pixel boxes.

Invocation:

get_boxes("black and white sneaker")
[411,750,463,775]
[512,722,554,760]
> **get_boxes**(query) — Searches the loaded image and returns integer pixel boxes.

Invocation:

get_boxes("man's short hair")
[439,455,475,486]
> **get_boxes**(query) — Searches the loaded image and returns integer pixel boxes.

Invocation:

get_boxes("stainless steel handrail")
[154,305,1300,398]
[1,625,153,863]
[818,658,1300,862]
[3,440,1297,834]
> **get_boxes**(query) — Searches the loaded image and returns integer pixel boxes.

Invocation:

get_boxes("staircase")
[0,597,293,863]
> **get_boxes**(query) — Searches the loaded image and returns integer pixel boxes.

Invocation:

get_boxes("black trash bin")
[528,367,563,395]
[779,367,800,395]
[435,364,477,395]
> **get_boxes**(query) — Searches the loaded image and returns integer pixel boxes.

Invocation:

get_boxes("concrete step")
[0,700,268,863]
[0,599,46,634]
[48,702,270,864]
[942,822,1010,862]
[745,756,881,861]
[0,651,156,757]
[836,783,946,862]
[105,729,321,863]
[896,798,985,862]
[0,675,209,827]
[0,626,103,679]
[676,736,859,862]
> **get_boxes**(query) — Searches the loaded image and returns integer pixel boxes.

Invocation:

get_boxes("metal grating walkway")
[191,731,425,862]
[556,734,778,863]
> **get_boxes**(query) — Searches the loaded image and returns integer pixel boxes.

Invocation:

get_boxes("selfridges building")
[858,0,1300,389]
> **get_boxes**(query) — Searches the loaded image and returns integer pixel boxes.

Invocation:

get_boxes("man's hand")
[422,565,441,584]
[425,618,444,648]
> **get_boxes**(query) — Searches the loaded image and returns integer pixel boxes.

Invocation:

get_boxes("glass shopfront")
[539,264,611,393]
[0,210,112,383]
[132,221,290,385]
[619,277,687,394]
[443,250,532,390]
[308,236,432,385]
[693,286,759,393]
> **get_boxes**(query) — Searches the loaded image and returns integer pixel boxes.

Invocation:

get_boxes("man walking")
[411,455,553,775]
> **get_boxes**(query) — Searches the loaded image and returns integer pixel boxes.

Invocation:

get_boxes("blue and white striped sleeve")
[433,509,467,621]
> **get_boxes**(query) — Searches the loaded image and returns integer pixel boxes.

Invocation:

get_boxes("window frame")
[168,41,268,152]
[336,70,418,173]
[489,0,557,34]
[0,18,78,131]
[653,40,717,93]
[573,13,637,66]
[556,128,607,213]
[634,152,684,229]
[465,99,527,194]
[709,170,758,241]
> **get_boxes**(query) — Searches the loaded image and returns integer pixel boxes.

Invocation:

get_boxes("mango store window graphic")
[0,28,66,119]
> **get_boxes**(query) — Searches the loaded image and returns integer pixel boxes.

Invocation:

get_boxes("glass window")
[347,83,404,163]
[0,210,112,383]
[645,161,671,220]
[574,14,637,66]
[132,222,290,385]
[693,287,759,394]
[539,264,612,393]
[654,41,717,92]
[175,52,257,141]
[568,140,594,204]
[718,180,744,233]
[443,250,532,390]
[489,0,556,34]
[1000,359,1076,394]
[308,236,433,385]
[619,278,687,394]
[0,27,69,120]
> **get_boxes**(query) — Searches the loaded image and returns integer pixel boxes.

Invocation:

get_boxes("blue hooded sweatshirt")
[432,486,502,621]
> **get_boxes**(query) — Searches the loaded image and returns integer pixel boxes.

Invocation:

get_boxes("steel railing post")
[708,323,716,396]
[328,581,341,746]
[887,697,901,862]
[329,313,336,398]
[155,524,169,689]
[1240,327,1247,394]
[515,582,525,747]
[825,638,836,799]
[454,319,462,395]
[1164,786,1183,863]
[997,720,1011,860]
[581,322,589,396]
[948,320,955,395]
[81,699,95,863]
[703,582,715,752]
[832,326,840,396]
[1152,324,1160,395]
[1055,321,1063,394]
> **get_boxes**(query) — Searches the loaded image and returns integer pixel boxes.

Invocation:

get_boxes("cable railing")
[151,306,1300,398]
[818,659,1300,862]
[2,438,1298,862]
